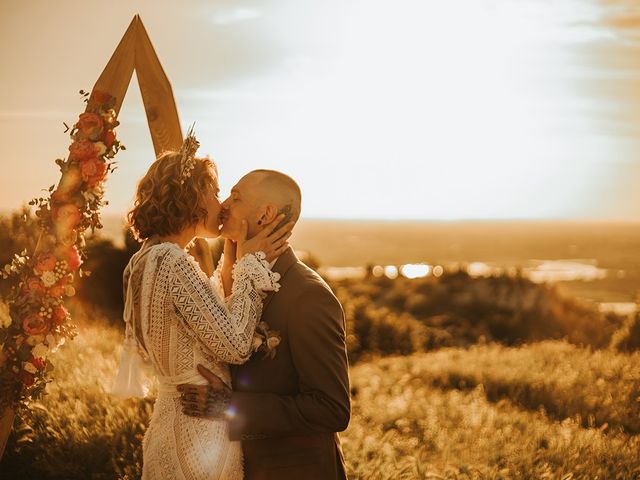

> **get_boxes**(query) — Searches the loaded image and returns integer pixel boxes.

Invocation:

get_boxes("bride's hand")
[220,239,236,297]
[236,214,294,263]
[222,238,237,272]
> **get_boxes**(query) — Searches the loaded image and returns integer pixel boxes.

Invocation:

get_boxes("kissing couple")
[114,129,350,480]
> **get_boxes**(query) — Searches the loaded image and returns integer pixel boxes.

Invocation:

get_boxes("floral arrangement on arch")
[0,90,123,415]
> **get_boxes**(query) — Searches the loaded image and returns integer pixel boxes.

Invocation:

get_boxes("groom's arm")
[227,286,351,439]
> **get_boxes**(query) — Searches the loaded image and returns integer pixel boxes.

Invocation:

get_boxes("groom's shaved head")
[248,169,302,223]
[220,169,302,241]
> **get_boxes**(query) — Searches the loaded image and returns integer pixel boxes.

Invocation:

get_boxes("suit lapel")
[262,247,298,311]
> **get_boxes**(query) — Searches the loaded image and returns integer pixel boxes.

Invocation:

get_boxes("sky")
[1,0,639,221]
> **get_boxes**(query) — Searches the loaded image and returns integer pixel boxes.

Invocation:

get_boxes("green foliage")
[0,207,40,299]
[335,272,622,362]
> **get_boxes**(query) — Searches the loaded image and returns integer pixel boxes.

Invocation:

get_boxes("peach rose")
[56,228,78,247]
[66,245,82,271]
[26,277,46,296]
[76,113,104,141]
[51,167,83,204]
[23,313,49,336]
[53,203,82,232]
[80,157,108,187]
[48,283,65,298]
[68,140,99,162]
[34,252,57,275]
[52,305,68,326]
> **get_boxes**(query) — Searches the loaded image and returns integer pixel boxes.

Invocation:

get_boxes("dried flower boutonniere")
[251,322,281,360]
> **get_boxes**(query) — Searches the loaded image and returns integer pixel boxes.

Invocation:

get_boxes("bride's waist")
[155,371,208,397]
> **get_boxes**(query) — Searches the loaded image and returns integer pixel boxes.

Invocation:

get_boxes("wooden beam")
[134,16,184,155]
[90,15,137,116]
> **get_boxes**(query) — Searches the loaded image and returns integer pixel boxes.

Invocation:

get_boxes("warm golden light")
[1,1,639,220]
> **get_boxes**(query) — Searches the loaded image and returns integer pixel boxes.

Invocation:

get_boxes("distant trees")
[334,270,631,362]
[1,208,637,360]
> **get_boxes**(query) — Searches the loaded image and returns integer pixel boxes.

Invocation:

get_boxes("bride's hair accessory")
[179,124,200,185]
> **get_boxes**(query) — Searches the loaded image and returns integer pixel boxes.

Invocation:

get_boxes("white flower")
[24,362,37,374]
[0,301,11,329]
[41,271,57,288]
[32,343,49,359]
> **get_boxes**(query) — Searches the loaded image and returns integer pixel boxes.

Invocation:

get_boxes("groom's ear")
[257,204,279,227]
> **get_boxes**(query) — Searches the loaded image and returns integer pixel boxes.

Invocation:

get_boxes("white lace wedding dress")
[121,241,279,480]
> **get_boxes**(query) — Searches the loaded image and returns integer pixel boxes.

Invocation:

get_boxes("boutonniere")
[251,322,281,360]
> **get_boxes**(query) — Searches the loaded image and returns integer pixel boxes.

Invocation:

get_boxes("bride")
[115,131,292,479]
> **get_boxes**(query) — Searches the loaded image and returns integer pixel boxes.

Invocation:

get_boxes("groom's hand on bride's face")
[177,365,232,419]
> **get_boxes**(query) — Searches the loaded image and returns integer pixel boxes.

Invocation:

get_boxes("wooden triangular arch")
[89,14,183,156]
[90,15,213,274]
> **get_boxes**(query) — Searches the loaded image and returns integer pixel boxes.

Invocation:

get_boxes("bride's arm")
[210,240,238,301]
[169,248,279,364]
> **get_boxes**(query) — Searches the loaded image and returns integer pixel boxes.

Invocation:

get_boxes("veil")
[111,242,153,397]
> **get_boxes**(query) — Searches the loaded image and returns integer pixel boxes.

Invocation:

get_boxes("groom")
[180,169,351,480]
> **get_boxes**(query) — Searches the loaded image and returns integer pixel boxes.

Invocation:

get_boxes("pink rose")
[68,140,99,162]
[76,113,104,141]
[52,305,68,326]
[23,313,49,336]
[34,252,57,275]
[80,157,108,187]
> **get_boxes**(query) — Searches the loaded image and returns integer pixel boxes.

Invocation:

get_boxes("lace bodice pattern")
[123,242,280,480]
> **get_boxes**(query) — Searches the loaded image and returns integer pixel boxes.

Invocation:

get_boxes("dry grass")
[346,349,640,479]
[1,321,639,479]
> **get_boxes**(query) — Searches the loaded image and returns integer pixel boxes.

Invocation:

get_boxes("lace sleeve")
[210,254,227,301]
[169,248,280,364]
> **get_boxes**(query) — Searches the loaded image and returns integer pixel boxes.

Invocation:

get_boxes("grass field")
[2,319,639,479]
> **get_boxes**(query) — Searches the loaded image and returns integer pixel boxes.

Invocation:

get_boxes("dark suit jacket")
[229,247,350,480]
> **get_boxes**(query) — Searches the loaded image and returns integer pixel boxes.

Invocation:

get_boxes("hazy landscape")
[103,215,640,304]
[2,211,639,478]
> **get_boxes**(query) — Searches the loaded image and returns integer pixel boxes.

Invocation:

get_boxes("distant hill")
[100,214,640,266]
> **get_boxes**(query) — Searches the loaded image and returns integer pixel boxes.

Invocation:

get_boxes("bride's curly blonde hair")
[127,151,217,242]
